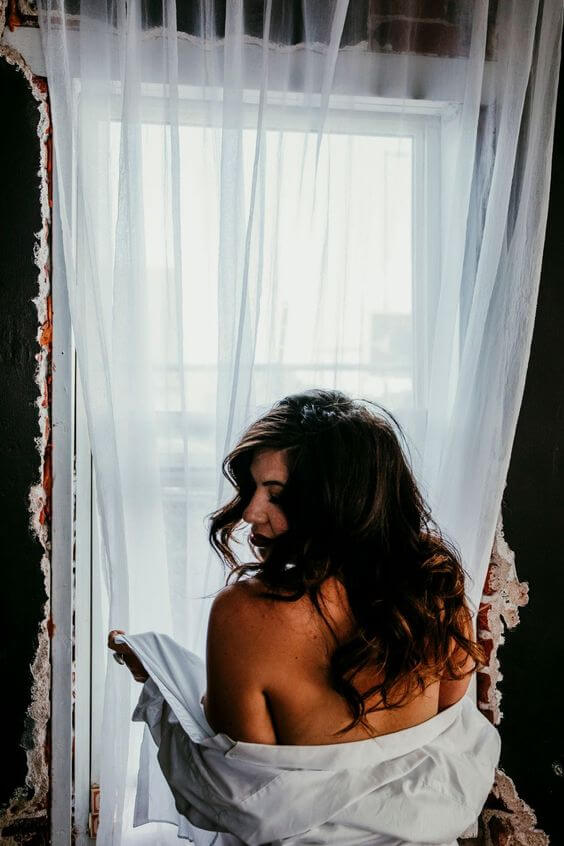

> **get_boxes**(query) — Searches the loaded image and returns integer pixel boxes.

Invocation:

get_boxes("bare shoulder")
[206,578,308,670]
[208,578,261,623]
[212,578,312,625]
[204,578,304,743]
[209,577,302,632]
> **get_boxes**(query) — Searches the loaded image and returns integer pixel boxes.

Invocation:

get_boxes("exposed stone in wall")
[8,0,499,60]
[0,15,52,844]
[367,0,498,59]
[479,770,550,846]
[17,1,38,18]
[458,520,549,846]
[477,518,530,726]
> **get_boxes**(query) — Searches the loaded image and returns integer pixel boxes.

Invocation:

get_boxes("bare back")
[203,576,474,745]
[250,577,442,744]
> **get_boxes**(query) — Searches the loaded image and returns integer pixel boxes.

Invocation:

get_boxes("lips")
[250,533,271,546]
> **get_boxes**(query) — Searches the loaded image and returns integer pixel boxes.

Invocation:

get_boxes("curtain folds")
[38,1,562,842]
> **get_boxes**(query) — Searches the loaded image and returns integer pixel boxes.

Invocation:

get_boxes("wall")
[0,40,51,845]
[498,49,564,840]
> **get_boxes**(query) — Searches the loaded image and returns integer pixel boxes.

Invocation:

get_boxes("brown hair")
[208,389,485,731]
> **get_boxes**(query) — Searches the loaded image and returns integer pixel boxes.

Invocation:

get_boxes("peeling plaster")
[17,1,38,17]
[476,517,530,725]
[479,769,550,846]
[461,519,550,846]
[0,0,7,38]
[3,0,37,30]
[0,27,52,843]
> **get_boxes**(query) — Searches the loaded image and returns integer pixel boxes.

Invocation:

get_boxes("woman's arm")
[437,609,476,711]
[203,582,279,744]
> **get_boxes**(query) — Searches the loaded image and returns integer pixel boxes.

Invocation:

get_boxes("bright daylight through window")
[74,97,441,817]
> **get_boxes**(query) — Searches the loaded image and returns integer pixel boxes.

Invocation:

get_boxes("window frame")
[67,92,447,839]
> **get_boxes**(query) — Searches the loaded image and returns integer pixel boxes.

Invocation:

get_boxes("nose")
[242,493,267,527]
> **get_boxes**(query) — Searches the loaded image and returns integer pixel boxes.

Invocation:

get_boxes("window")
[72,90,444,836]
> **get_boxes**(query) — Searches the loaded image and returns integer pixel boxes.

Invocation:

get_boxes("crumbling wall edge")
[0,33,52,843]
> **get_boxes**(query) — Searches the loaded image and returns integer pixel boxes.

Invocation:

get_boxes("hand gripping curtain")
[38,1,562,843]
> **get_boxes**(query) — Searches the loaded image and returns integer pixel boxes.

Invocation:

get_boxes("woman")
[109,389,500,845]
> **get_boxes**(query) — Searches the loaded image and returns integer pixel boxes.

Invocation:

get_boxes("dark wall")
[499,55,564,841]
[0,56,48,812]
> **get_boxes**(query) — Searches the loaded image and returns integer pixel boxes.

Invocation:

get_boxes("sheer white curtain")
[39,0,562,843]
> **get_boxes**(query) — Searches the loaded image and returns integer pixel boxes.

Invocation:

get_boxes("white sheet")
[119,632,501,846]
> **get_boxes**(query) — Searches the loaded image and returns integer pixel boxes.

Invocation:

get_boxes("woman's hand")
[107,630,149,683]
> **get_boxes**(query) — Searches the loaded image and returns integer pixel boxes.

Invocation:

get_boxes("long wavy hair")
[208,389,485,731]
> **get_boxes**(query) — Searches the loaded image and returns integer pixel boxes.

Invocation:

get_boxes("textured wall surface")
[498,49,564,841]
[0,33,51,846]
[0,53,44,802]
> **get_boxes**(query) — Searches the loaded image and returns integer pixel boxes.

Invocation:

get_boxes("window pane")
[118,123,414,470]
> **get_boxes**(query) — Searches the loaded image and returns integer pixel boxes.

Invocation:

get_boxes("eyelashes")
[244,479,284,506]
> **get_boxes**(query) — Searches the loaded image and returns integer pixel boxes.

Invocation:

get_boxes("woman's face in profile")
[242,448,289,548]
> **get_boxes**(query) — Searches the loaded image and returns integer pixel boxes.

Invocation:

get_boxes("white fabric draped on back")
[38,1,562,843]
[126,631,501,845]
